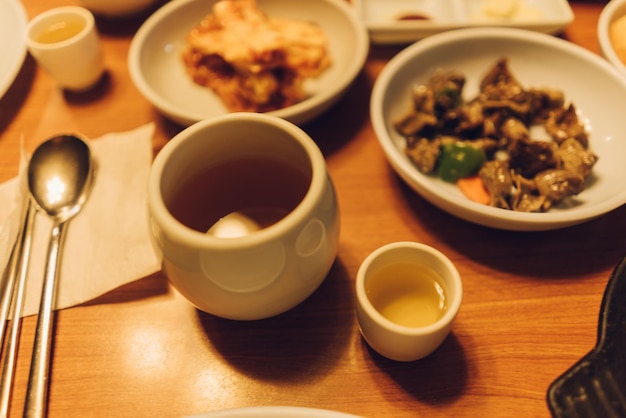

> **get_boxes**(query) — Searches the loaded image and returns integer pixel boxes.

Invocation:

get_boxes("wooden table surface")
[2,1,625,417]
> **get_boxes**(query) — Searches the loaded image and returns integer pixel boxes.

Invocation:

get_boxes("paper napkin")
[0,123,162,317]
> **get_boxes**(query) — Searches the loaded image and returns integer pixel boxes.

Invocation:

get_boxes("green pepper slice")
[437,142,487,183]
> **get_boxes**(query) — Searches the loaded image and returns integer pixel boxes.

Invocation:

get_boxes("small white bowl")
[128,0,368,126]
[599,0,626,78]
[371,27,626,231]
[78,0,160,17]
[356,242,462,362]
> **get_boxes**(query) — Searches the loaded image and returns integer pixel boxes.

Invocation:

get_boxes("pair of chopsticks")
[0,196,36,417]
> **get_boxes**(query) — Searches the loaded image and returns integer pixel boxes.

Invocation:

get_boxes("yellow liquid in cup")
[36,20,86,44]
[366,262,447,327]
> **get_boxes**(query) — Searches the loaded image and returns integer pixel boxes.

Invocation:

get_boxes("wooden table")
[2,1,625,417]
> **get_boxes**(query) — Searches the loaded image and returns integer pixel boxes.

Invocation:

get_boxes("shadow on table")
[195,257,356,385]
[302,69,371,158]
[389,171,626,280]
[80,271,170,306]
[91,0,171,37]
[61,70,113,104]
[364,333,469,405]
[0,55,36,135]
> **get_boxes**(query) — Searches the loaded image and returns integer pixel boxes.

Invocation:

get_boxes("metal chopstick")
[0,198,36,418]
[0,210,24,346]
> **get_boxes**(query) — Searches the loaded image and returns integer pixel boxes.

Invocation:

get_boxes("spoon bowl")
[28,135,93,222]
[24,134,94,418]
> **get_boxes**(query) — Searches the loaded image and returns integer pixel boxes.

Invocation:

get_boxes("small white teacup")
[356,242,462,361]
[148,113,340,320]
[25,6,104,91]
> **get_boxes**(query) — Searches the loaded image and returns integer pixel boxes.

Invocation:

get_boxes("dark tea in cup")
[167,156,311,237]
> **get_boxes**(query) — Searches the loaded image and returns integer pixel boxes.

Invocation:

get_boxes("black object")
[547,255,626,417]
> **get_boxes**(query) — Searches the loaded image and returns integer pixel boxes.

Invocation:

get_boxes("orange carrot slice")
[457,175,490,205]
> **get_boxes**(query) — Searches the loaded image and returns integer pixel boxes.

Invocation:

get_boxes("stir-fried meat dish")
[394,58,598,212]
[182,0,331,112]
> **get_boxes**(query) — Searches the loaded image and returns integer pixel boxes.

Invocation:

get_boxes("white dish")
[371,27,626,231]
[187,406,361,418]
[128,0,368,127]
[598,0,626,79]
[353,0,573,44]
[0,0,28,99]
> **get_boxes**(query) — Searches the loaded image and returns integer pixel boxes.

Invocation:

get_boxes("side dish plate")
[353,0,574,44]
[128,0,368,127]
[0,0,28,99]
[370,27,626,231]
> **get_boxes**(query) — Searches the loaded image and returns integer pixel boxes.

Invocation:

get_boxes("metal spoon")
[24,134,94,418]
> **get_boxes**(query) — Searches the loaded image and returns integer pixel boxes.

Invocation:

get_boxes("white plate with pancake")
[128,0,369,126]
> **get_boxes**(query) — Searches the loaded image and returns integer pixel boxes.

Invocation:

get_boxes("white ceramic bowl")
[128,0,368,126]
[371,27,626,231]
[599,0,626,78]
[356,242,462,362]
[148,113,340,320]
[78,0,160,17]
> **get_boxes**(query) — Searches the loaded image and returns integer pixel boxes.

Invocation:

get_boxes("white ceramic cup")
[25,6,104,91]
[356,242,463,361]
[598,0,626,79]
[148,113,340,320]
